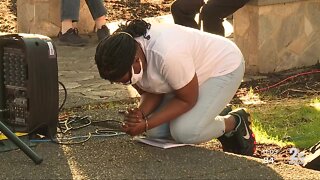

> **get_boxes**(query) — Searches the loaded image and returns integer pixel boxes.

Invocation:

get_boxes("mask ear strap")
[132,58,142,72]
[139,58,143,64]
[135,43,144,64]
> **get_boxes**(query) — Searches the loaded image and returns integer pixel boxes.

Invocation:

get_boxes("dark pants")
[60,0,107,22]
[171,0,249,36]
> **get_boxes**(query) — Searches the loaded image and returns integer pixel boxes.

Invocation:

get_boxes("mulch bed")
[235,65,320,102]
[0,0,17,33]
[105,0,173,21]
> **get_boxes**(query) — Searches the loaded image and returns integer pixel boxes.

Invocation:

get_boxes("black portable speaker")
[0,33,58,138]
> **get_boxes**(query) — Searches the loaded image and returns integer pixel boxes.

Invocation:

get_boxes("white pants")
[146,59,245,144]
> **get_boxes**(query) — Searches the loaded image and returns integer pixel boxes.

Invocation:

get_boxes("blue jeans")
[60,0,107,21]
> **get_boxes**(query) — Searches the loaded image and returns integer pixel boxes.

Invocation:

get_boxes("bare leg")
[95,15,110,41]
[224,115,237,133]
[61,19,73,34]
[95,15,107,29]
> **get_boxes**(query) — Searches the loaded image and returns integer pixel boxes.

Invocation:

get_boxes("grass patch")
[243,97,320,149]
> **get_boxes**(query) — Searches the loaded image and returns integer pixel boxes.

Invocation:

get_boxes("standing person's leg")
[171,0,204,30]
[59,0,87,46]
[85,0,110,41]
[200,0,249,36]
[60,0,80,34]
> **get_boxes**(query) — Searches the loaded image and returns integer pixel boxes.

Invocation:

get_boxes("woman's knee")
[171,125,222,144]
[146,123,171,139]
[170,122,207,144]
[170,126,198,144]
[170,115,226,144]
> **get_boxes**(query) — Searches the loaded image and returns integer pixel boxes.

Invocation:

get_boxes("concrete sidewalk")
[0,15,319,180]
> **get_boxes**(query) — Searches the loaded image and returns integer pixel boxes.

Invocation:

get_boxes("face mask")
[130,59,143,84]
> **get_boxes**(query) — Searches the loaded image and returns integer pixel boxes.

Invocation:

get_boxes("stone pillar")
[17,0,95,37]
[234,0,320,74]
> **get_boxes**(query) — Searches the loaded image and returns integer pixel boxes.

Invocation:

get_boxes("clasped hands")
[121,108,147,136]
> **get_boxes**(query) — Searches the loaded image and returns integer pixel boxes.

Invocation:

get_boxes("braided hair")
[95,19,151,82]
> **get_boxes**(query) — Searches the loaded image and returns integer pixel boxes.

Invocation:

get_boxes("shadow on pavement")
[0,143,73,179]
[0,135,283,179]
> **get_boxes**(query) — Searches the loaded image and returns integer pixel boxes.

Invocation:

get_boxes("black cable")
[55,133,92,145]
[57,81,67,133]
[58,81,67,112]
[46,133,93,145]
[58,115,92,133]
[32,118,124,145]
[51,81,125,145]
[91,119,123,132]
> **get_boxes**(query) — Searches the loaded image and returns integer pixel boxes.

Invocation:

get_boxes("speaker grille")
[0,34,58,138]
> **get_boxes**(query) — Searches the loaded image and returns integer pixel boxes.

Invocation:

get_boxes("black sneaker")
[218,133,239,153]
[97,25,110,41]
[229,108,256,156]
[58,28,88,47]
[217,105,239,153]
[219,105,232,116]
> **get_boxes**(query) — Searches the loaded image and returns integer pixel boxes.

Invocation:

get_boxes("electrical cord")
[255,69,320,92]
[53,133,92,145]
[58,81,67,112]
[56,115,125,145]
[91,119,124,129]
[34,81,126,145]
[31,131,125,145]
[57,81,68,133]
[58,115,92,134]
[32,116,125,145]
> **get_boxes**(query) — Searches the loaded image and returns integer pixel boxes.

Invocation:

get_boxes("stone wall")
[17,0,95,37]
[234,0,320,74]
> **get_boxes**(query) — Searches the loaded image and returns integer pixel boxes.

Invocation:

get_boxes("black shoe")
[97,25,110,41]
[218,133,239,153]
[219,105,232,116]
[229,108,256,156]
[217,105,237,153]
[58,28,88,47]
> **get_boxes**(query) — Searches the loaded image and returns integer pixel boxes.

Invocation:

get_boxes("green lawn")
[244,97,320,148]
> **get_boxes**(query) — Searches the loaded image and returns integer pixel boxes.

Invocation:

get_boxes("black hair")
[95,19,151,82]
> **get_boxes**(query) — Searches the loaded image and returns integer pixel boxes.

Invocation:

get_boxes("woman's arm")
[147,74,199,129]
[139,92,164,116]
[132,84,164,116]
[122,74,199,136]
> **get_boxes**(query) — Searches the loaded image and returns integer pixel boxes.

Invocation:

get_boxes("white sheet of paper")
[133,136,191,149]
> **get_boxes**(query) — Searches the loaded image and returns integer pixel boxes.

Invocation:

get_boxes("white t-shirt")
[135,23,243,94]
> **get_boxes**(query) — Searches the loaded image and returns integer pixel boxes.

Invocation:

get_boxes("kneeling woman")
[95,19,256,156]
